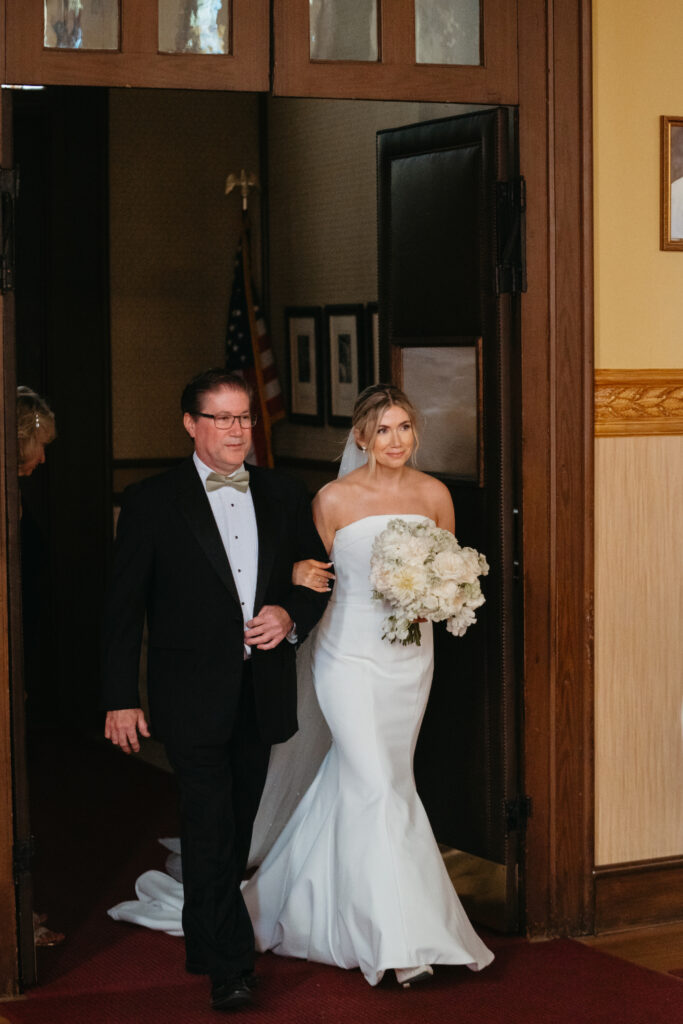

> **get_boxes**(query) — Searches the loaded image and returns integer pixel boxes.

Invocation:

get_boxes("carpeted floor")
[2,731,680,1024]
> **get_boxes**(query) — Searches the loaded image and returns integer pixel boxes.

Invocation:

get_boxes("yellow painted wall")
[594,0,683,368]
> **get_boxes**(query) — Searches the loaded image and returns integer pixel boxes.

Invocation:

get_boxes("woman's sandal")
[395,965,434,988]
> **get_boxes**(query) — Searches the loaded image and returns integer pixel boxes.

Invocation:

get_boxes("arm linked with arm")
[280,482,331,641]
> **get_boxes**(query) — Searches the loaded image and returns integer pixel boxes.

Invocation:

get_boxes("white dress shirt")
[194,453,258,656]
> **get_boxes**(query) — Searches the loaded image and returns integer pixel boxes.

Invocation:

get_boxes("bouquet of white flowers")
[369,517,489,646]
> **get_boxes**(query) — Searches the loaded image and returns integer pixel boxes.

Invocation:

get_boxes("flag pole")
[240,215,274,466]
[225,169,275,467]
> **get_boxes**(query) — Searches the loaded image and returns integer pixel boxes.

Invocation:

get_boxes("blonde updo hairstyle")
[352,383,419,472]
[17,386,56,472]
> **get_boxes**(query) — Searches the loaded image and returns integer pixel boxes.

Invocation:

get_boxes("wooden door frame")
[0,0,595,992]
[517,0,594,936]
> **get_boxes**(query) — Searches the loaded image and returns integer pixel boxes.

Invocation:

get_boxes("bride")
[109,383,493,989]
[241,383,493,987]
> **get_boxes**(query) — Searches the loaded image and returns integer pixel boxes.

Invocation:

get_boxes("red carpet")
[3,732,680,1024]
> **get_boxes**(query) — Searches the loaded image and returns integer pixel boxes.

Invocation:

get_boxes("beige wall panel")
[595,434,683,864]
[110,89,261,460]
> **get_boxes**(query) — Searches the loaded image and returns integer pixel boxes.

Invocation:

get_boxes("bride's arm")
[292,559,334,592]
[311,485,339,553]
[290,483,340,592]
[431,479,456,534]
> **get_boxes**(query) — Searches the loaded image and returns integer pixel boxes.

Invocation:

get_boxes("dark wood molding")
[5,0,270,91]
[517,0,595,937]
[272,0,518,103]
[594,857,683,933]
[0,5,600,989]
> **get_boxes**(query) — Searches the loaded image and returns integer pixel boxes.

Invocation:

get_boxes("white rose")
[431,579,464,607]
[421,593,440,613]
[447,606,477,637]
[431,550,473,585]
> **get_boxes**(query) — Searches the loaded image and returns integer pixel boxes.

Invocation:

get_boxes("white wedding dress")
[241,514,494,985]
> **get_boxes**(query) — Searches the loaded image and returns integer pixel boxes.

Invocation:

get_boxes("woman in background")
[17,386,56,479]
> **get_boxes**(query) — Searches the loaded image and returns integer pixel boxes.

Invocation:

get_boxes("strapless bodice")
[329,514,432,608]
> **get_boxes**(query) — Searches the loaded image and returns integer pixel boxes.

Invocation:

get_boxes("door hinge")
[495,176,527,296]
[504,795,532,835]
[512,506,521,583]
[0,166,19,294]
[12,836,35,881]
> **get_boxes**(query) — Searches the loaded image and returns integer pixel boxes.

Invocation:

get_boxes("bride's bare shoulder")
[408,469,454,527]
[312,474,365,545]
[409,467,450,498]
[313,474,358,516]
[316,468,365,499]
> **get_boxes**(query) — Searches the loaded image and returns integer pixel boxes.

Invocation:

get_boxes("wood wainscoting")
[594,857,683,933]
[594,368,683,933]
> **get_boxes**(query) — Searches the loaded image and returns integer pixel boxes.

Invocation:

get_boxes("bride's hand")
[293,559,335,593]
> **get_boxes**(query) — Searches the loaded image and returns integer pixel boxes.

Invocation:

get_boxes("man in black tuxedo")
[102,369,328,1011]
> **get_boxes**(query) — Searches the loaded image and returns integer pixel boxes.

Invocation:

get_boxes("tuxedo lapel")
[173,458,241,608]
[249,465,278,613]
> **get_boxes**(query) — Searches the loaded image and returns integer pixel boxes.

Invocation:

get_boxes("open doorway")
[10,85,522,985]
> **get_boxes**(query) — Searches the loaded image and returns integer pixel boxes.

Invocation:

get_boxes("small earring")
[361,446,366,451]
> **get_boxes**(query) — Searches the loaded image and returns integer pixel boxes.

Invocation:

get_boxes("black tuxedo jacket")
[101,458,328,747]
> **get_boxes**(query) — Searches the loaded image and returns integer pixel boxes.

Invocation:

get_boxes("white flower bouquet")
[369,518,489,646]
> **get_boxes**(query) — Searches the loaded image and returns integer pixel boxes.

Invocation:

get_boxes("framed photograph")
[285,306,324,425]
[365,302,380,383]
[325,304,365,427]
[660,115,683,251]
[393,338,484,485]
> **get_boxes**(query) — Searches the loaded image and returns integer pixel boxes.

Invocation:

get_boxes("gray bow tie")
[205,469,250,494]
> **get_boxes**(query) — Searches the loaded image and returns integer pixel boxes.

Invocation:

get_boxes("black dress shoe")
[211,977,253,1011]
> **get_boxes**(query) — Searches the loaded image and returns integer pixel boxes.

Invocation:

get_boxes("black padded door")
[378,108,521,927]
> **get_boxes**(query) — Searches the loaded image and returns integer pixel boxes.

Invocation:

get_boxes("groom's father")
[102,369,328,1011]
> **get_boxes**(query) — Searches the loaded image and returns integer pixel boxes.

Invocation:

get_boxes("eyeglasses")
[196,412,256,430]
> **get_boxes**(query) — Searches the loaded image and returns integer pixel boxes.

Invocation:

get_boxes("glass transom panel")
[415,0,480,66]
[309,0,378,62]
[159,0,231,55]
[44,0,120,50]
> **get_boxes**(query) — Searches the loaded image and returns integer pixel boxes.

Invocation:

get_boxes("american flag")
[225,228,285,466]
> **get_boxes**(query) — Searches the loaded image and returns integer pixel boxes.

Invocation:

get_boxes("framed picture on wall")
[285,306,324,425]
[325,304,365,426]
[365,302,380,383]
[660,115,683,251]
[392,338,484,485]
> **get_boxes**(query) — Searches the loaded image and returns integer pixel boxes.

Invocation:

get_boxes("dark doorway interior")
[14,85,112,731]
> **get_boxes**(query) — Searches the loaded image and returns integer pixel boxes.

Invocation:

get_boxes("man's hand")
[244,605,294,651]
[104,708,150,754]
